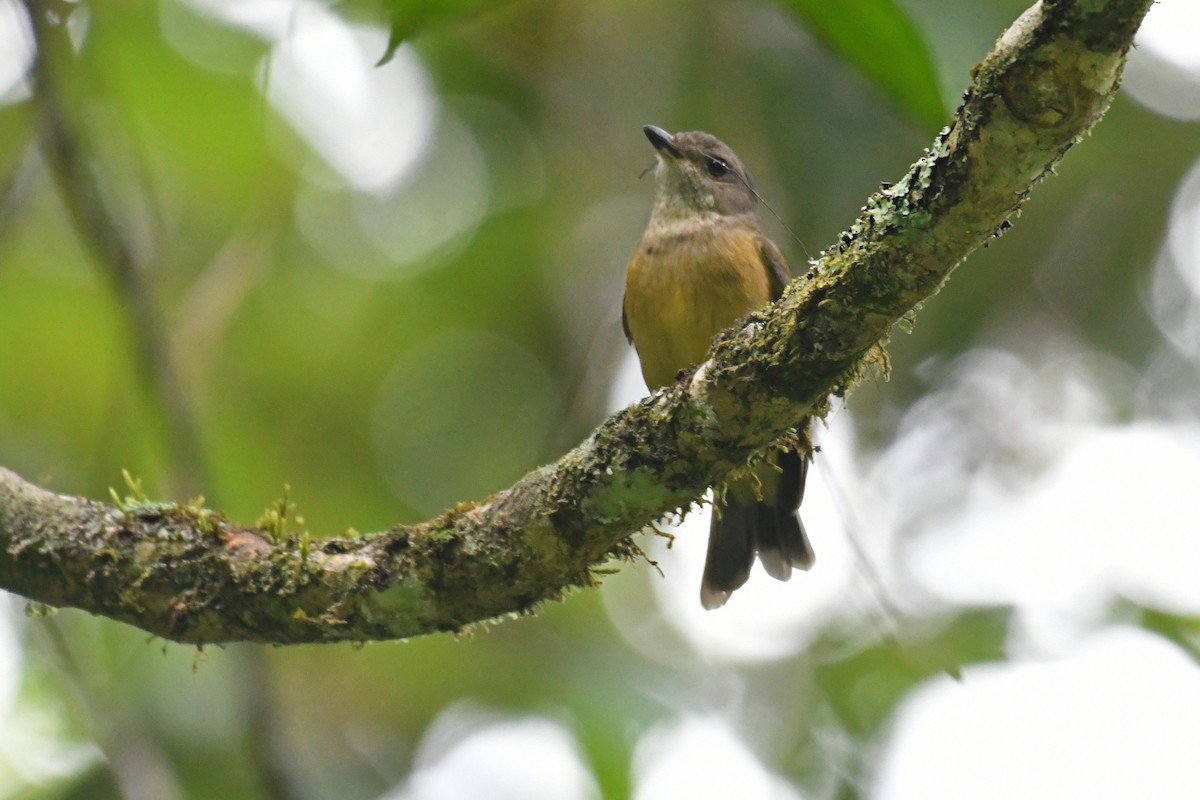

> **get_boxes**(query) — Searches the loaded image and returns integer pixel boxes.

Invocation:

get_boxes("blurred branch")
[0,146,38,250]
[22,0,207,496]
[36,619,187,800]
[0,0,1153,644]
[22,6,302,799]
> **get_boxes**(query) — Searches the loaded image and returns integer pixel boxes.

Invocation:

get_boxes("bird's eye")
[706,158,729,178]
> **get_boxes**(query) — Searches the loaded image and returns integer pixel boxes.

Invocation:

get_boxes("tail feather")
[700,444,814,609]
[757,506,813,580]
[700,501,756,610]
[774,446,808,512]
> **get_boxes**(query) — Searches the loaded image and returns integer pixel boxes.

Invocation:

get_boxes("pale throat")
[649,162,718,224]
[644,196,758,241]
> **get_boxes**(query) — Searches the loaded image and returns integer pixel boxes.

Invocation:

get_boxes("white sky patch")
[0,598,101,794]
[907,422,1200,647]
[0,0,32,104]
[633,716,803,800]
[1132,0,1200,74]
[381,703,599,800]
[1149,158,1200,362]
[872,627,1200,800]
[1166,159,1200,297]
[1123,0,1200,120]
[183,0,436,194]
[861,335,1200,650]
[263,21,434,194]
[606,348,652,414]
[181,0,301,42]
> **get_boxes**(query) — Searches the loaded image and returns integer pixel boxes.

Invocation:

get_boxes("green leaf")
[378,0,488,64]
[1123,600,1200,663]
[814,606,1011,737]
[779,0,947,131]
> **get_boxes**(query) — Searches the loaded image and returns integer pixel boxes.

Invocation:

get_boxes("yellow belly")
[625,220,772,389]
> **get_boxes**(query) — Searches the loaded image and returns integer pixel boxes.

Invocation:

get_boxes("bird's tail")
[700,447,814,610]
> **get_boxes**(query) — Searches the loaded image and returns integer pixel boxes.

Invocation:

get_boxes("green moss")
[255,484,306,542]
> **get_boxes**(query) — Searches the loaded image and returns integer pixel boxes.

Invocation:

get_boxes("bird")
[623,124,814,609]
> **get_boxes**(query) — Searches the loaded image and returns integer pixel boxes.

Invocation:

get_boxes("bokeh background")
[1,0,1199,798]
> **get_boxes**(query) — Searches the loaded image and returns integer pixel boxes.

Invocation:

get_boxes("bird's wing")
[759,236,793,301]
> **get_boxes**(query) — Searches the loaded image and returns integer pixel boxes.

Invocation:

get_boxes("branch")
[1,0,1153,644]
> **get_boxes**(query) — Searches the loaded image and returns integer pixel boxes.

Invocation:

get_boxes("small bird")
[623,125,814,609]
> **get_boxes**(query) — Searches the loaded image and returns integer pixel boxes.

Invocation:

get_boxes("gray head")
[643,125,757,220]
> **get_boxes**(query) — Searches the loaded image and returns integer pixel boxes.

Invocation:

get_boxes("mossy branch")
[0,0,1153,644]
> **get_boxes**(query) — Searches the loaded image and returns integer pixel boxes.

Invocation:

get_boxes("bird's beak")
[644,125,682,160]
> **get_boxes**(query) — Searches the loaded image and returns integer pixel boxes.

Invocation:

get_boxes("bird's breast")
[625,219,772,389]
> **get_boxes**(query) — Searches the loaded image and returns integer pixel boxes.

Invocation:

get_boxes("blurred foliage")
[0,0,1197,798]
[375,0,498,65]
[778,0,946,130]
[813,607,1011,738]
[376,0,947,129]
[1129,602,1200,663]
